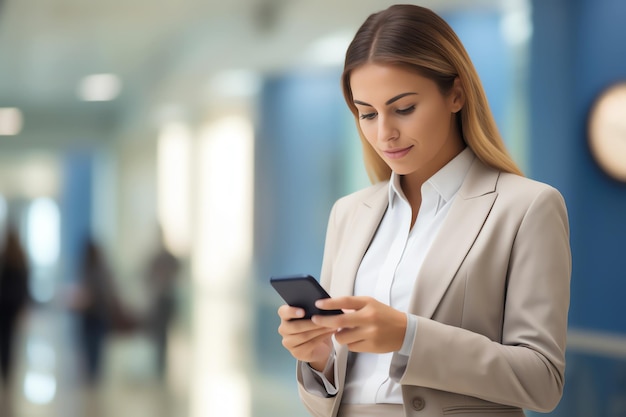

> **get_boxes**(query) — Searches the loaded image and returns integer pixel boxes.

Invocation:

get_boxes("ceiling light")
[302,31,354,67]
[0,107,23,135]
[208,69,261,99]
[500,0,532,46]
[78,73,122,102]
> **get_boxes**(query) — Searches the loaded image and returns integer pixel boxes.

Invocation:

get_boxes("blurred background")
[0,0,624,416]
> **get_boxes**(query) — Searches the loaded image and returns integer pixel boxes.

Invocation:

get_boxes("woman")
[277,4,571,417]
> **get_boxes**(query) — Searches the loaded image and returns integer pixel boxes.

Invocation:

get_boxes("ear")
[449,77,465,113]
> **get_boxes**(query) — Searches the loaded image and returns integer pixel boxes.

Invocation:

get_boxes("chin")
[387,163,417,176]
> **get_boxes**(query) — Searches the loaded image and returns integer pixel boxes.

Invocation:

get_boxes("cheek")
[359,121,377,144]
[411,105,451,138]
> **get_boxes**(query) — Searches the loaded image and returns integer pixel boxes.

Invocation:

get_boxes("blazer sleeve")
[391,186,571,412]
[296,201,341,417]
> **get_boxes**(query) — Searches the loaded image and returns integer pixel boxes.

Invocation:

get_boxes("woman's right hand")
[277,305,336,372]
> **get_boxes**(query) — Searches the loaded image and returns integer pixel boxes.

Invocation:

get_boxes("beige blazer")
[296,157,571,417]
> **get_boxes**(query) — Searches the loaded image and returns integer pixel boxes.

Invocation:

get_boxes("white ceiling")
[0,0,504,145]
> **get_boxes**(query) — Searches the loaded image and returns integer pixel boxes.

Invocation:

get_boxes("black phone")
[270,274,343,319]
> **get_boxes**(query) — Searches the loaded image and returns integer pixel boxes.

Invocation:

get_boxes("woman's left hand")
[312,296,408,353]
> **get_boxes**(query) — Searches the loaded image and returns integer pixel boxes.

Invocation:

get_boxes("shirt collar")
[388,147,475,208]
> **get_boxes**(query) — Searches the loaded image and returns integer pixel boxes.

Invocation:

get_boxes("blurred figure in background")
[73,236,128,385]
[143,227,180,380]
[0,225,30,391]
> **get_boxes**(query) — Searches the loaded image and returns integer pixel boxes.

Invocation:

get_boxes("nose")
[378,115,399,143]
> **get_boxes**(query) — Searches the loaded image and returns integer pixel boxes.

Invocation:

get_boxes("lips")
[382,145,413,159]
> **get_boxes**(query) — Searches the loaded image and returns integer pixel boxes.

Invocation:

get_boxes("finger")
[279,314,331,336]
[277,304,305,320]
[283,327,336,350]
[311,311,355,329]
[287,332,335,363]
[345,340,369,353]
[333,327,365,347]
[311,314,346,330]
[315,296,370,311]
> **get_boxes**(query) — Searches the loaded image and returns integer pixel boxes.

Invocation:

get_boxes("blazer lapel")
[409,159,500,319]
[330,184,389,298]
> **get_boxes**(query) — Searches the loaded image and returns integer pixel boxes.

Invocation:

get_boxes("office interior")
[0,0,624,416]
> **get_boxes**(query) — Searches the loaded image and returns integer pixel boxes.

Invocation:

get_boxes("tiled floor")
[0,306,187,417]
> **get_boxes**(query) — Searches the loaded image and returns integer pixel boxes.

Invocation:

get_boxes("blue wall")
[254,69,348,281]
[253,69,349,392]
[529,0,626,415]
[530,0,626,334]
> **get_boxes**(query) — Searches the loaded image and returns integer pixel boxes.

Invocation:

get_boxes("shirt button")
[411,396,425,411]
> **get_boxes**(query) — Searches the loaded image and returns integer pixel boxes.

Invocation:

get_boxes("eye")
[359,112,377,120]
[396,105,415,115]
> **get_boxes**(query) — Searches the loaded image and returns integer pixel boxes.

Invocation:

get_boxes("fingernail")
[295,309,304,318]
[315,300,324,308]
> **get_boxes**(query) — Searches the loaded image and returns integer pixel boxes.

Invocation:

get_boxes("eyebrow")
[353,92,418,107]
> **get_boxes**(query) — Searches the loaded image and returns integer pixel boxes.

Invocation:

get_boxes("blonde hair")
[342,4,523,182]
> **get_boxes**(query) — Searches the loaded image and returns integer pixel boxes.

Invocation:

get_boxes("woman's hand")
[311,296,407,353]
[277,305,336,372]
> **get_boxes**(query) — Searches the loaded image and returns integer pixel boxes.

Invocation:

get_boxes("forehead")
[350,63,436,101]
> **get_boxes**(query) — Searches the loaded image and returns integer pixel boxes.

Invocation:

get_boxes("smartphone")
[270,274,343,319]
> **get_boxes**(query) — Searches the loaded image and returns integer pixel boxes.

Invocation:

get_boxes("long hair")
[342,4,523,183]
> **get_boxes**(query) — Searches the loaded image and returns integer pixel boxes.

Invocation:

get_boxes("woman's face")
[350,63,465,183]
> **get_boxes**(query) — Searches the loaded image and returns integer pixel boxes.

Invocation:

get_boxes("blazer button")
[411,397,425,411]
